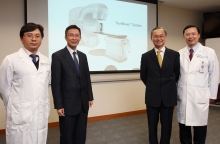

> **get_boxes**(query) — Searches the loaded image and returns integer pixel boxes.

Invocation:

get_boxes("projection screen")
[26,0,157,73]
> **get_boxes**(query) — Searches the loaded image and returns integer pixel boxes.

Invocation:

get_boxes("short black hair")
[20,22,44,38]
[65,25,81,36]
[183,25,200,35]
[151,27,167,37]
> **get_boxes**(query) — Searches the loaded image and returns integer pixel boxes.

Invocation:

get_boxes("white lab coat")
[0,48,51,144]
[177,43,219,126]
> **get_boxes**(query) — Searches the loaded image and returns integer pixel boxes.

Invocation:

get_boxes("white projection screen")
[26,0,157,73]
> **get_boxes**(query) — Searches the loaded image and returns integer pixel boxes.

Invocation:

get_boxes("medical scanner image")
[69,3,131,63]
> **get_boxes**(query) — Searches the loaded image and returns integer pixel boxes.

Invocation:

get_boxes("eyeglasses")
[153,35,166,39]
[23,34,41,39]
[184,33,198,37]
[67,34,80,38]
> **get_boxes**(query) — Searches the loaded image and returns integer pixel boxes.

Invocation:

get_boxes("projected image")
[48,0,148,71]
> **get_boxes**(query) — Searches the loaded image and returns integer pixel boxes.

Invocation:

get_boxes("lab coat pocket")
[196,87,209,104]
[11,100,32,125]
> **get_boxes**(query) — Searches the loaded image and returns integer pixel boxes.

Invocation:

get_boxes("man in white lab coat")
[177,25,219,144]
[0,23,51,144]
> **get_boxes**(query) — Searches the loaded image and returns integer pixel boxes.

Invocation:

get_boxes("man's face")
[20,28,42,52]
[151,29,167,49]
[183,27,200,48]
[65,28,81,50]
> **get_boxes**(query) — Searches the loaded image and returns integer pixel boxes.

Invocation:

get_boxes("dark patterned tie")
[73,52,80,74]
[30,54,38,63]
[189,48,194,61]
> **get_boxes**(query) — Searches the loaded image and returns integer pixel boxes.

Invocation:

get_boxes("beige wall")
[0,1,203,129]
[158,4,203,51]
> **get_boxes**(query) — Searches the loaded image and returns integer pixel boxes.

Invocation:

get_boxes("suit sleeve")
[51,53,63,109]
[174,52,180,82]
[0,57,13,107]
[209,50,219,99]
[140,54,147,86]
[85,55,93,101]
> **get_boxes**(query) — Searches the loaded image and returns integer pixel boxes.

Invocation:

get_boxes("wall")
[158,4,203,51]
[0,1,203,130]
[206,38,220,82]
[0,0,24,130]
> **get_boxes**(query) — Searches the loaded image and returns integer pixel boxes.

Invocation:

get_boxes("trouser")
[147,104,174,144]
[59,108,88,144]
[179,123,207,144]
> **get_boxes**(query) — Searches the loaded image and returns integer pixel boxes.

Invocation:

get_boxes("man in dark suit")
[51,25,93,144]
[140,27,180,144]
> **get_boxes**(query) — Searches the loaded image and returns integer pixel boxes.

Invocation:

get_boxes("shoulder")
[203,45,215,53]
[178,47,187,53]
[142,49,153,57]
[165,47,179,56]
[52,47,66,57]
[77,50,87,58]
[39,53,50,62]
[77,50,86,56]
[0,52,19,69]
[4,51,19,61]
[165,47,178,53]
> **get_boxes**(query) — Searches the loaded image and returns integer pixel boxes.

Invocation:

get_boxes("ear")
[20,37,23,43]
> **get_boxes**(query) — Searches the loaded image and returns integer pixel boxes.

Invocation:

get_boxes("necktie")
[189,48,194,61]
[157,50,162,68]
[73,52,80,74]
[30,54,38,63]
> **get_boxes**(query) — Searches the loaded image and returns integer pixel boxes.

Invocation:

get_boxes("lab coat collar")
[182,43,204,62]
[18,48,46,72]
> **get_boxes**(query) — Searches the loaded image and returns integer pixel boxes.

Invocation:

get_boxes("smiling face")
[183,27,200,48]
[65,28,81,50]
[20,28,42,54]
[151,29,167,49]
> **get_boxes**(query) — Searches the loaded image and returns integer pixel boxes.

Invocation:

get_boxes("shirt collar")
[187,42,200,53]
[154,46,165,53]
[67,45,77,54]
[22,47,39,56]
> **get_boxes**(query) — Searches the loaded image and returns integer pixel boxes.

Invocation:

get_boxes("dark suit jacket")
[140,47,180,107]
[51,47,93,116]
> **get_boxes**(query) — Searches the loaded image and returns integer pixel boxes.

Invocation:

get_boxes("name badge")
[199,61,205,73]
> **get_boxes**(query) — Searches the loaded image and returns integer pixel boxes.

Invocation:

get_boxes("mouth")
[30,43,38,46]
[188,39,194,43]
[71,41,78,44]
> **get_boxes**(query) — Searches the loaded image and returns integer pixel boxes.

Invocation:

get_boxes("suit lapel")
[150,48,160,68]
[78,51,83,78]
[182,47,190,62]
[63,47,79,76]
[192,44,204,62]
[162,47,169,69]
[38,53,50,74]
[18,48,37,72]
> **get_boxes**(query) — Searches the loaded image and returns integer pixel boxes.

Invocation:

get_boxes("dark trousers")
[147,104,174,144]
[59,109,88,144]
[179,123,207,144]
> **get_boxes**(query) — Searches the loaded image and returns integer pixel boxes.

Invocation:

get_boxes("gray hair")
[151,27,167,37]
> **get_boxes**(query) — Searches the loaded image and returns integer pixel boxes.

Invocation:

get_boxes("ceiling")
[158,0,220,13]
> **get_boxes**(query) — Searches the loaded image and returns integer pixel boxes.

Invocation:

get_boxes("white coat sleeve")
[209,50,219,99]
[0,57,13,107]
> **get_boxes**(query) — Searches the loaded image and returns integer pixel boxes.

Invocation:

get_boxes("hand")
[209,99,216,103]
[57,108,65,116]
[89,101,93,108]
